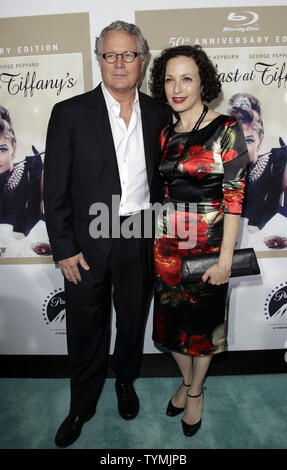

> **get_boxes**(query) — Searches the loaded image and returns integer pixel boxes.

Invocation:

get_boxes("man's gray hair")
[95,20,149,61]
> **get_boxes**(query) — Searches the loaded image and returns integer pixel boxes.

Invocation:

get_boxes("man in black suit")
[44,20,171,447]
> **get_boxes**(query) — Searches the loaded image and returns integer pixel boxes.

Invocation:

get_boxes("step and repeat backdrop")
[0,5,286,355]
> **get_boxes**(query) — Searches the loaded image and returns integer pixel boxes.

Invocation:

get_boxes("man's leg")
[110,236,153,379]
[109,234,153,419]
[55,267,112,447]
[65,266,112,416]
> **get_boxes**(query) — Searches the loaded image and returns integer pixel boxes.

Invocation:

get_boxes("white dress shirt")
[101,82,150,216]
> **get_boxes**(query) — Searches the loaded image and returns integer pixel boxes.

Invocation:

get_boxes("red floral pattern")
[222,148,238,163]
[182,146,214,179]
[153,116,248,356]
[224,117,236,129]
[167,211,209,246]
[154,239,181,286]
[153,309,166,344]
[179,331,213,355]
[223,182,245,213]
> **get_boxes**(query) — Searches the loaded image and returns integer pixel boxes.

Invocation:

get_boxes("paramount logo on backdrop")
[42,289,66,335]
[264,283,287,329]
[223,11,260,32]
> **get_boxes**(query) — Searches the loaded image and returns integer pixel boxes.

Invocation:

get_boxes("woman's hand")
[201,213,241,285]
[201,261,231,285]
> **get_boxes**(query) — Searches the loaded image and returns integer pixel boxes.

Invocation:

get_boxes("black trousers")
[64,232,154,418]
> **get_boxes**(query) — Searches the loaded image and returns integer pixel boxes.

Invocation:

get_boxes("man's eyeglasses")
[101,51,141,64]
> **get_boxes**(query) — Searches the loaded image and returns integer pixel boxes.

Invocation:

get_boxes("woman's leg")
[170,351,193,408]
[183,355,212,425]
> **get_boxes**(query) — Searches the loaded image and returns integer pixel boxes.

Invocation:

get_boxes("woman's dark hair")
[0,105,16,146]
[149,45,221,104]
[227,93,264,138]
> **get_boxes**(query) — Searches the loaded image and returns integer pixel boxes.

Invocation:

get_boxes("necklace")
[160,104,208,185]
[248,153,269,182]
[6,161,26,190]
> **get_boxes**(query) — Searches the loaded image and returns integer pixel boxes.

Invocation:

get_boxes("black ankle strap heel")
[166,382,191,417]
[186,386,206,399]
[181,387,206,437]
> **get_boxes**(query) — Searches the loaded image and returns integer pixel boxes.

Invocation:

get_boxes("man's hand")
[58,252,90,285]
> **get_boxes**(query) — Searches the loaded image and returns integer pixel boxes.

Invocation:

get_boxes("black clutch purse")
[181,248,260,284]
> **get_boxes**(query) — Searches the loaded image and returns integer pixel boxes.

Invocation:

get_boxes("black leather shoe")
[54,412,94,448]
[115,379,139,420]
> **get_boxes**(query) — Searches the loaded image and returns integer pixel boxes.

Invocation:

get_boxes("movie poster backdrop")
[136,6,287,351]
[0,13,93,264]
[0,13,93,355]
[0,8,286,354]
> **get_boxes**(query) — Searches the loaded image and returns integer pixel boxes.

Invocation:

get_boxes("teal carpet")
[0,375,286,450]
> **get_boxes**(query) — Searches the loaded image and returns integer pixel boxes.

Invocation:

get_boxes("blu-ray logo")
[227,11,259,26]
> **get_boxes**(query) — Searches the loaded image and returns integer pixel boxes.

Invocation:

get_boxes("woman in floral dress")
[149,45,248,436]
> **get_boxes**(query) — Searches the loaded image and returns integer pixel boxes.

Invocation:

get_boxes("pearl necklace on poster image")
[6,160,26,190]
[248,153,270,183]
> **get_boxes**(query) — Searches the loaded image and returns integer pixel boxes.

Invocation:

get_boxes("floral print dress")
[153,115,247,355]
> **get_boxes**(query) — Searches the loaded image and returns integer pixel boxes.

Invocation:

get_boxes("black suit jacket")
[44,84,171,273]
